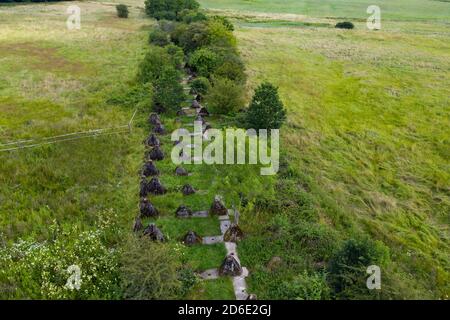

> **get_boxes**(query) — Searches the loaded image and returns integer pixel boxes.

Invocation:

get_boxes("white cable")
[0,139,35,146]
[0,125,129,147]
[0,109,138,151]
[0,129,130,153]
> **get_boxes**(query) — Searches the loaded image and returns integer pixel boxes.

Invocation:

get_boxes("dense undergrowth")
[1,0,447,300]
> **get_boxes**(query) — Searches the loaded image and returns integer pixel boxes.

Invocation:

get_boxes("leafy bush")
[153,66,185,112]
[265,213,338,262]
[205,77,245,115]
[213,54,246,83]
[178,267,198,297]
[116,4,129,18]
[159,19,178,33]
[328,237,390,299]
[212,15,234,31]
[171,22,209,53]
[182,0,200,11]
[244,82,286,130]
[171,20,236,54]
[180,9,207,24]
[149,28,170,46]
[189,48,219,77]
[166,44,185,70]
[207,19,237,49]
[136,46,173,84]
[291,220,338,261]
[335,21,355,29]
[190,76,210,95]
[120,236,182,299]
[155,10,177,21]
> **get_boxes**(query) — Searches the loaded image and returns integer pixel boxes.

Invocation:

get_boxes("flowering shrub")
[0,211,121,299]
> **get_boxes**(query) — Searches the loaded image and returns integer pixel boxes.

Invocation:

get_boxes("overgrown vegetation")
[120,236,183,299]
[153,65,185,112]
[149,28,170,46]
[328,237,389,299]
[1,0,448,300]
[205,76,245,114]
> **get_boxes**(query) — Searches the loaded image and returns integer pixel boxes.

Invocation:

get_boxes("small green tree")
[153,66,185,112]
[328,237,390,299]
[205,77,245,115]
[116,4,129,18]
[245,82,286,130]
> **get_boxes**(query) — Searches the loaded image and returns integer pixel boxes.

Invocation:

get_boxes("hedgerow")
[138,0,247,116]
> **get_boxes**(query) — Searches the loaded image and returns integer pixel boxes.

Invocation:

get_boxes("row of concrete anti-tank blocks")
[131,68,254,298]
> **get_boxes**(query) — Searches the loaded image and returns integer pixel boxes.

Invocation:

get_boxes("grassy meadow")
[0,0,448,300]
[0,1,156,240]
[200,0,450,21]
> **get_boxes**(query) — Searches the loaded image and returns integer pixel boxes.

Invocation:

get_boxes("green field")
[0,0,449,299]
[200,0,450,21]
[0,1,153,239]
